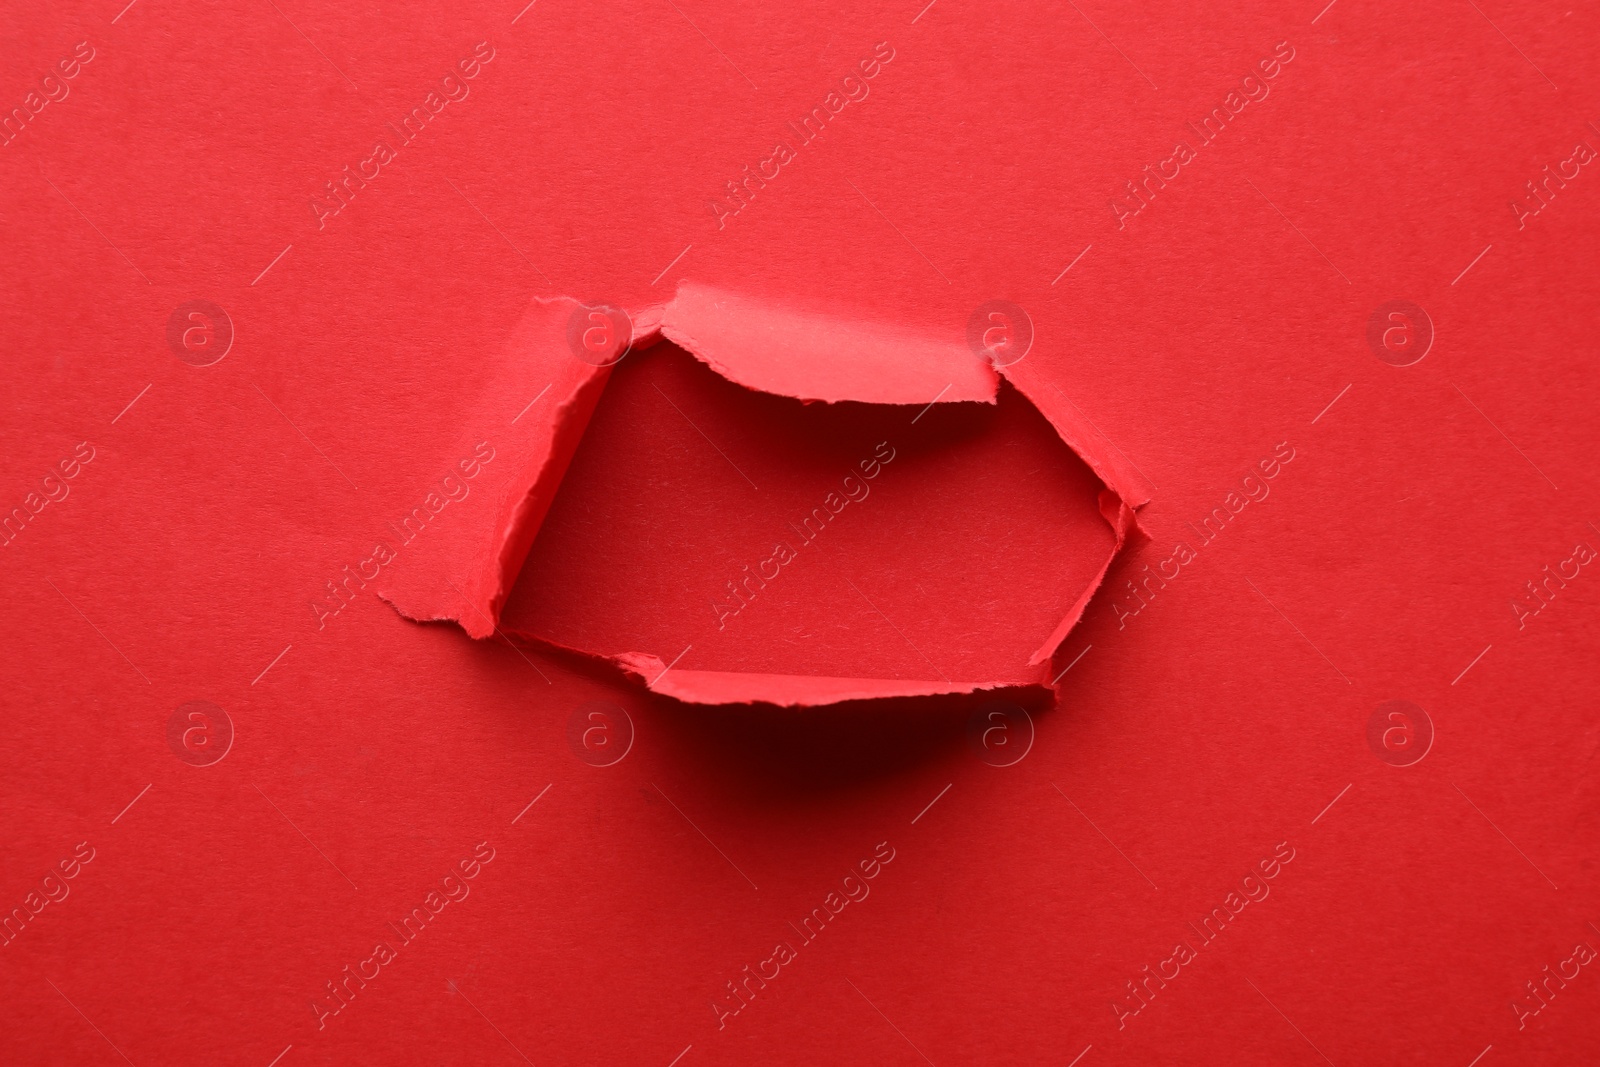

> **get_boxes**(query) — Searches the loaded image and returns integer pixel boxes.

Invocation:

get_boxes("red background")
[3,0,1597,1064]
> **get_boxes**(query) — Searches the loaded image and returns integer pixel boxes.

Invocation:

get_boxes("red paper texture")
[3,0,1599,1065]
[378,291,1139,704]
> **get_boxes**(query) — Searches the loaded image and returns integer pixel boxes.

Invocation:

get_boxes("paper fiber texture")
[379,287,1142,705]
[3,1,1599,1065]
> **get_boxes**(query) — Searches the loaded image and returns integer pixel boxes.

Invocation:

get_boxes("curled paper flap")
[382,288,1145,704]
[660,281,998,406]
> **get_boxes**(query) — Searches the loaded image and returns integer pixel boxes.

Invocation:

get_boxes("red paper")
[380,291,1141,704]
[3,1,1598,1065]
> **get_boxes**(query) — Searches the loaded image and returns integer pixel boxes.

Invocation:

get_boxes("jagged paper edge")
[380,286,1150,705]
